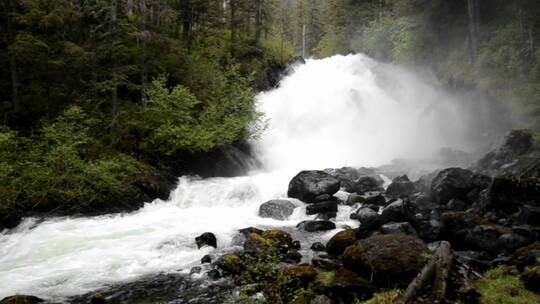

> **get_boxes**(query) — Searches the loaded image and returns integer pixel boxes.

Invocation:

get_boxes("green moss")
[354,289,401,304]
[475,266,540,304]
[315,270,336,285]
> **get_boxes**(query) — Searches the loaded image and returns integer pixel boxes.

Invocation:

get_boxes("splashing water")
[0,54,481,300]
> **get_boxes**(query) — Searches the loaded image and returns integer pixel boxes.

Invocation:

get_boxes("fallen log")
[397,241,453,303]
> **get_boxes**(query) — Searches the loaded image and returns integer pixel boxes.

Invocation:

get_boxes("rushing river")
[0,54,483,301]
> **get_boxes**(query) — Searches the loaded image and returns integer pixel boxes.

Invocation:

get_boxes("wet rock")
[498,233,528,251]
[258,199,296,220]
[316,212,337,221]
[430,168,490,204]
[207,269,221,280]
[342,234,429,286]
[262,230,294,248]
[311,242,326,251]
[292,240,301,249]
[324,167,361,192]
[345,194,365,206]
[190,266,202,275]
[0,296,44,304]
[475,129,540,178]
[508,243,540,270]
[364,194,386,206]
[446,198,468,211]
[380,222,417,235]
[440,212,512,253]
[239,227,264,235]
[385,175,416,199]
[521,267,540,292]
[314,267,373,303]
[288,171,340,203]
[310,295,334,304]
[195,232,217,249]
[326,230,357,256]
[297,220,336,232]
[286,264,319,283]
[216,254,244,275]
[380,200,407,224]
[201,255,212,264]
[404,195,438,222]
[306,200,338,215]
[312,258,341,271]
[486,177,540,215]
[90,293,106,304]
[243,232,276,254]
[417,219,442,242]
[350,208,380,230]
[516,205,540,226]
[286,249,303,263]
[350,176,383,194]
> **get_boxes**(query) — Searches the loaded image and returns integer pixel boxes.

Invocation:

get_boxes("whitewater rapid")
[0,54,481,300]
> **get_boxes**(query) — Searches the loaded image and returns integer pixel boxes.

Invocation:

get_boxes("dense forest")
[1,0,540,224]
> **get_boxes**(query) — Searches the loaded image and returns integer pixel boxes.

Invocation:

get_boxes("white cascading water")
[0,54,478,300]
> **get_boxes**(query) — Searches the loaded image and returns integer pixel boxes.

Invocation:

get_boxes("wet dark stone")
[0,295,44,304]
[190,266,202,275]
[307,200,338,215]
[288,171,340,203]
[259,199,296,220]
[201,255,212,264]
[297,220,336,232]
[207,269,221,280]
[311,242,326,251]
[195,232,217,249]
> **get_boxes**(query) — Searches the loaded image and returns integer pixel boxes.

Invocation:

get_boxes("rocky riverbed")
[2,129,539,304]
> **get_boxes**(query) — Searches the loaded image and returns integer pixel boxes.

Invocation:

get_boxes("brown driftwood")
[397,241,453,304]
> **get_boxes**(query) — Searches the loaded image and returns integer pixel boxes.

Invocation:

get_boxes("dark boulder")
[380,200,408,224]
[297,220,336,232]
[314,267,373,303]
[431,168,490,204]
[311,242,326,251]
[288,171,340,203]
[486,177,540,215]
[440,212,513,253]
[350,208,380,230]
[446,199,468,211]
[201,255,212,264]
[364,194,386,206]
[258,199,296,220]
[521,267,540,292]
[342,234,429,286]
[508,243,540,270]
[326,230,357,256]
[385,175,416,199]
[379,222,417,236]
[0,296,44,304]
[195,232,217,249]
[350,176,383,194]
[345,194,365,206]
[475,129,540,178]
[90,293,106,304]
[307,200,338,215]
[324,167,361,192]
[417,219,442,242]
[215,254,244,275]
[207,269,221,280]
[286,264,319,284]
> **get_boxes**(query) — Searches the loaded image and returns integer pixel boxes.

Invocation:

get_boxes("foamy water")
[0,54,479,300]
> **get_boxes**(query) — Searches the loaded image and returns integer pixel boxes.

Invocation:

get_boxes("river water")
[0,54,481,300]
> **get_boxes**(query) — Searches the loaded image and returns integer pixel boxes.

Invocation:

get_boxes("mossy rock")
[342,234,429,286]
[243,232,277,254]
[509,243,540,270]
[0,295,44,304]
[262,229,294,249]
[216,254,245,275]
[286,264,319,283]
[325,229,357,256]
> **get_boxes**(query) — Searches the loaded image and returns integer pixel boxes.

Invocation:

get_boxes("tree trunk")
[254,0,262,43]
[111,0,118,123]
[7,0,20,109]
[397,241,454,304]
[467,0,480,60]
[141,0,148,107]
[230,0,236,54]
